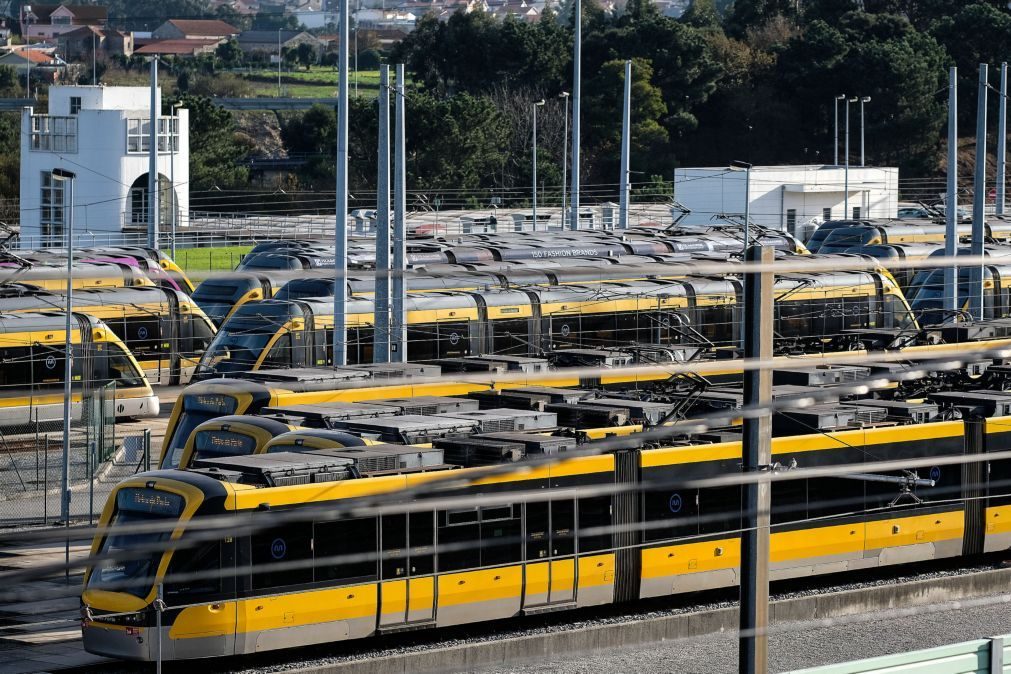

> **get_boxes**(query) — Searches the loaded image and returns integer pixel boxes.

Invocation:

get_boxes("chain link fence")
[0,384,151,526]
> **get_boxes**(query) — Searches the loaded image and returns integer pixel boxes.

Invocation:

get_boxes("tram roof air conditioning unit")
[367,396,480,416]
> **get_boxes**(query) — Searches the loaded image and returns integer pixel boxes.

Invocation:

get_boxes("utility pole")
[860,96,871,167]
[52,169,75,541]
[945,66,959,315]
[834,94,845,165]
[997,62,1007,217]
[333,0,350,366]
[618,60,631,230]
[392,63,407,362]
[739,244,773,674]
[971,63,988,321]
[569,0,581,231]
[373,64,391,363]
[148,58,159,250]
[532,99,544,230]
[845,96,856,219]
[560,91,569,229]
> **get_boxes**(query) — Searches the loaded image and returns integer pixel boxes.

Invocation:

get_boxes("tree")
[176,95,251,190]
[681,0,723,30]
[296,43,317,70]
[216,39,243,69]
[724,0,796,37]
[584,58,670,184]
[0,66,17,96]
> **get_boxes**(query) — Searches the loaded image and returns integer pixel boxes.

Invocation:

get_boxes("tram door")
[523,500,576,609]
[378,513,436,629]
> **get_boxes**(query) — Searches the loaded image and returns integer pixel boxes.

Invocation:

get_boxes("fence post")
[88,440,95,525]
[991,636,1004,673]
[155,583,165,673]
[144,429,152,471]
[44,435,48,523]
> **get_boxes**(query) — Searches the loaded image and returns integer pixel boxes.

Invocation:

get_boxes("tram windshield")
[86,488,184,598]
[197,301,300,375]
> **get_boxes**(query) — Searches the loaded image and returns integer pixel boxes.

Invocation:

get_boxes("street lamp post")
[51,168,75,533]
[860,96,871,167]
[834,94,845,165]
[845,96,857,219]
[559,92,569,229]
[731,160,753,249]
[532,99,545,230]
[24,7,33,100]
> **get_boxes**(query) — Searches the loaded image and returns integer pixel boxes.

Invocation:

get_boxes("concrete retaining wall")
[289,568,1011,674]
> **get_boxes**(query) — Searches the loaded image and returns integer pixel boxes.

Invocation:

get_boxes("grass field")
[174,245,252,273]
[241,66,385,98]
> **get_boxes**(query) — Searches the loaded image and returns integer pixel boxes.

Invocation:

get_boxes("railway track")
[58,555,1011,674]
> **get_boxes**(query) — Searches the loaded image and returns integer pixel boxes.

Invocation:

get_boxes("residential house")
[355,7,417,29]
[152,19,239,41]
[0,47,68,82]
[210,0,261,15]
[21,5,108,40]
[236,30,325,57]
[0,20,12,47]
[134,38,225,58]
[56,26,134,61]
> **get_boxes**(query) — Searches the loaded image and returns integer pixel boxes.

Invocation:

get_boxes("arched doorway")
[128,173,177,226]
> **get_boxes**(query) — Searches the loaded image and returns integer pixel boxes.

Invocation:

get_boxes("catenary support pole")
[997,62,1007,217]
[740,244,773,674]
[148,59,159,250]
[532,101,538,230]
[569,0,581,231]
[392,63,407,362]
[561,92,569,229]
[55,170,75,577]
[333,0,350,366]
[945,67,959,315]
[845,96,855,219]
[618,60,631,230]
[971,63,988,321]
[373,65,391,363]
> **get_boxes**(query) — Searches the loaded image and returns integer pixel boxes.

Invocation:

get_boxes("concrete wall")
[673,165,899,234]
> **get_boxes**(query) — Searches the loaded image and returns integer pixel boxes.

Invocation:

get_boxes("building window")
[40,171,66,245]
[786,209,797,231]
[30,116,77,153]
[69,97,81,115]
[127,117,179,154]
[822,207,832,221]
[852,206,861,219]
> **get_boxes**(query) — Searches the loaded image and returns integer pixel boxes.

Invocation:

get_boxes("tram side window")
[771,477,807,525]
[406,323,439,361]
[31,346,77,390]
[479,504,521,566]
[438,508,479,572]
[524,500,575,559]
[347,327,375,365]
[191,318,215,354]
[251,522,313,589]
[315,518,377,583]
[697,486,741,535]
[409,512,435,576]
[106,344,145,388]
[437,322,470,358]
[262,333,292,369]
[643,487,698,542]
[579,313,618,348]
[123,317,163,355]
[0,347,34,391]
[492,318,533,356]
[807,477,864,519]
[776,302,810,340]
[165,539,223,598]
[697,304,735,346]
[381,514,408,579]
[550,316,580,348]
[842,296,871,330]
[578,497,612,552]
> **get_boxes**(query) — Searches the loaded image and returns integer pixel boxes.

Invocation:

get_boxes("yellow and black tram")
[0,311,156,424]
[0,286,217,386]
[82,413,1011,660]
[0,261,157,292]
[192,270,914,378]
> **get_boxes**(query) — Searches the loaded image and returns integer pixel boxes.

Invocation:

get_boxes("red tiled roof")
[134,38,224,55]
[1,48,60,64]
[26,5,108,23]
[162,19,238,36]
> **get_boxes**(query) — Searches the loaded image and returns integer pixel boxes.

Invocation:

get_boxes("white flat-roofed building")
[19,85,189,248]
[672,165,899,239]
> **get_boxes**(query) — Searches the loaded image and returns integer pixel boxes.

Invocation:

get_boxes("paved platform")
[0,540,108,674]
